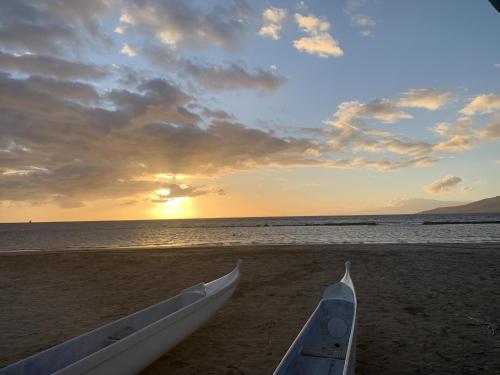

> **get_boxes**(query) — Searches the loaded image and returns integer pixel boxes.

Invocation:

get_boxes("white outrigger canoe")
[1,261,241,375]
[274,262,357,375]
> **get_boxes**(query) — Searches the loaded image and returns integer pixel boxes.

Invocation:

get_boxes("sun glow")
[153,197,194,218]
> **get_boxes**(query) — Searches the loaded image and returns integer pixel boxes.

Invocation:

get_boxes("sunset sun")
[154,197,194,219]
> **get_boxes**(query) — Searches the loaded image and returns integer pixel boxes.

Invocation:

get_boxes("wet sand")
[0,243,499,374]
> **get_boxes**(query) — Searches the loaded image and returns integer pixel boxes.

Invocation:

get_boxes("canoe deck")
[290,299,355,375]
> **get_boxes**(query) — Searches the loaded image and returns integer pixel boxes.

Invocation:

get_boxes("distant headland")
[419,196,500,214]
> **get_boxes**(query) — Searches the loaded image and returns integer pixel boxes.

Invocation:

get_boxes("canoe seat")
[301,347,347,360]
[105,326,136,345]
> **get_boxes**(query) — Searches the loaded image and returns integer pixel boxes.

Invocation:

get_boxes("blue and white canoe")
[1,261,241,375]
[274,262,357,375]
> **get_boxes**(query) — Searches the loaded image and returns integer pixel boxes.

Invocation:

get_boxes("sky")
[0,0,499,222]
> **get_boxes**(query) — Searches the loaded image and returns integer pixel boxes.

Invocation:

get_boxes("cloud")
[351,14,376,28]
[117,2,285,94]
[433,135,475,152]
[121,43,137,57]
[322,87,499,167]
[150,183,208,202]
[476,114,500,140]
[24,76,100,104]
[118,0,252,50]
[140,43,184,70]
[424,175,462,194]
[199,107,236,121]
[431,93,500,148]
[106,78,199,126]
[384,139,433,157]
[0,72,326,207]
[140,120,327,173]
[460,94,500,116]
[460,185,472,193]
[0,23,77,55]
[143,44,287,92]
[293,33,343,58]
[326,156,435,172]
[297,1,308,10]
[293,13,343,57]
[359,99,413,123]
[433,117,474,137]
[323,88,500,162]
[324,95,431,160]
[259,7,287,40]
[0,51,109,80]
[182,60,287,92]
[344,0,369,14]
[398,89,455,111]
[0,0,112,54]
[432,116,478,152]
[320,88,485,169]
[333,99,413,125]
[344,0,376,37]
[4,69,443,209]
[6,67,491,211]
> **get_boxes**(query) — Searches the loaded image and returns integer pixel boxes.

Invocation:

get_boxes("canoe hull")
[1,262,240,375]
[274,262,357,375]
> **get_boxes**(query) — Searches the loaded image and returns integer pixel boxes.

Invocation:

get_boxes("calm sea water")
[0,214,499,252]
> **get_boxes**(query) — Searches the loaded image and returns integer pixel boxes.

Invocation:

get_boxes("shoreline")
[1,243,499,374]
[1,241,499,256]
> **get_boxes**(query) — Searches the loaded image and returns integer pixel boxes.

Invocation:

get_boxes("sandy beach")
[0,243,499,374]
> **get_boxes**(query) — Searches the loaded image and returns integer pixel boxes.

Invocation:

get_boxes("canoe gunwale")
[338,261,357,375]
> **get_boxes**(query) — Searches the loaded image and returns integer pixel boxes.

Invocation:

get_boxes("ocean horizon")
[1,213,499,252]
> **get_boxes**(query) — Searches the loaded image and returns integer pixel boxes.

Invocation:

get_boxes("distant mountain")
[419,196,500,214]
[362,198,468,215]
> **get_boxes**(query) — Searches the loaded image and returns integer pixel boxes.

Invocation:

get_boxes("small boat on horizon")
[1,261,241,375]
[274,262,357,375]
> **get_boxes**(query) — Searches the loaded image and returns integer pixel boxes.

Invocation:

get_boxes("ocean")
[0,213,499,252]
